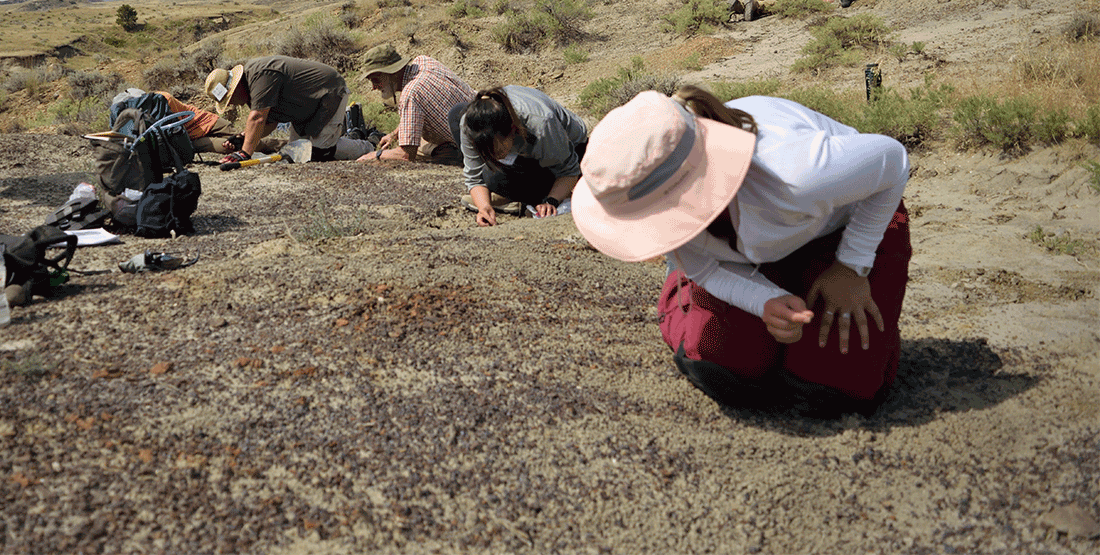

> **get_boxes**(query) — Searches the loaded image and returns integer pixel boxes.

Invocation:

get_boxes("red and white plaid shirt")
[397,56,476,148]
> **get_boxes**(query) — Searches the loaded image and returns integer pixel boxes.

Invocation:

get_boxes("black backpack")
[1,225,78,305]
[132,122,202,238]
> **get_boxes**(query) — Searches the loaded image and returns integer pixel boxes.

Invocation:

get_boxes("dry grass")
[1011,34,1100,117]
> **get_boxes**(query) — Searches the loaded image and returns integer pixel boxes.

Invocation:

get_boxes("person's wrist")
[375,149,383,160]
[540,196,560,208]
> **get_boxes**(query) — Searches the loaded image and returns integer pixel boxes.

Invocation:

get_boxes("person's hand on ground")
[806,261,884,354]
[762,294,814,344]
[476,206,497,227]
[356,150,382,163]
[219,150,250,164]
[535,202,557,218]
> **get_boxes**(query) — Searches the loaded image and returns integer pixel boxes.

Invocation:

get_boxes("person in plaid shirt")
[357,44,475,165]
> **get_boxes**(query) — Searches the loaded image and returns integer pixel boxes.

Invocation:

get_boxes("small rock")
[1039,502,1100,538]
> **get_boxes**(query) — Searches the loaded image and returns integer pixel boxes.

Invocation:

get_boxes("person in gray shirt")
[450,86,588,226]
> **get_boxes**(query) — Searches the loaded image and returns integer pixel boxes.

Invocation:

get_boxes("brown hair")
[463,87,531,172]
[671,84,757,134]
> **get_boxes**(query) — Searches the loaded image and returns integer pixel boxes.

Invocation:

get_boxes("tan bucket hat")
[362,44,411,77]
[571,91,757,262]
[204,65,244,114]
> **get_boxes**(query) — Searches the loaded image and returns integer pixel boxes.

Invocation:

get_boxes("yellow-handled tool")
[219,153,283,171]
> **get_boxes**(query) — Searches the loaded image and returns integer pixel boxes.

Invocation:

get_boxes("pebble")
[1039,502,1100,538]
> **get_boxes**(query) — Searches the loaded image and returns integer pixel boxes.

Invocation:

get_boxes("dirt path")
[1,1,1098,553]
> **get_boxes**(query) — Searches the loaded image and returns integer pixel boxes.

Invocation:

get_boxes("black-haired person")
[450,86,588,226]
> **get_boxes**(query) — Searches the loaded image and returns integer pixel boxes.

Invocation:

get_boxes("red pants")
[659,203,911,400]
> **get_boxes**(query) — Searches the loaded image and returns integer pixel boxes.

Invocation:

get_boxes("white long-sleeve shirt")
[669,96,910,318]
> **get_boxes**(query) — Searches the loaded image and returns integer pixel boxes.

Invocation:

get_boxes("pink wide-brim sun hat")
[571,90,757,262]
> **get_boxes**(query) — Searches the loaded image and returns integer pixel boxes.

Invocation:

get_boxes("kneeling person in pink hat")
[204,56,375,164]
[572,86,912,415]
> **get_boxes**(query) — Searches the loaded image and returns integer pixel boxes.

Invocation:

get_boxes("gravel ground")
[1,130,1096,554]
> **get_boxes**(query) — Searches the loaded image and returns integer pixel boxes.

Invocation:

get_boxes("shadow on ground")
[688,337,1039,437]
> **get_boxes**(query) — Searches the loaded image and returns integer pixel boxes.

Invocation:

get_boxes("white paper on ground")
[61,228,122,247]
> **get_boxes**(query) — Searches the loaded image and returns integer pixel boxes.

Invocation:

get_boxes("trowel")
[219,139,312,171]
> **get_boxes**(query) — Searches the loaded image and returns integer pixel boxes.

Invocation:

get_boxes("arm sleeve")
[824,135,909,275]
[458,114,488,191]
[528,115,581,178]
[396,87,425,148]
[672,240,792,318]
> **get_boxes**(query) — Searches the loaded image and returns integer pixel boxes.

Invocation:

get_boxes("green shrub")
[853,76,953,147]
[1076,104,1100,141]
[448,0,486,18]
[116,4,138,32]
[579,57,680,120]
[272,14,359,71]
[1027,225,1089,257]
[952,95,1037,154]
[103,35,127,48]
[1035,107,1071,145]
[663,0,728,35]
[710,79,782,102]
[563,45,589,64]
[793,13,893,72]
[492,0,593,53]
[52,96,109,131]
[769,0,835,18]
[338,1,364,28]
[3,65,66,94]
[143,42,223,91]
[68,70,123,101]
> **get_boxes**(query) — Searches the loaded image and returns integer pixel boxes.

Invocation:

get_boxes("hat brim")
[214,65,244,114]
[571,118,756,262]
[364,56,411,78]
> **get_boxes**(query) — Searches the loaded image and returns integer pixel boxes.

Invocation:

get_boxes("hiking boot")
[460,193,523,216]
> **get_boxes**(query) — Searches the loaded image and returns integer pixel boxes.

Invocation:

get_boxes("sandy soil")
[1,0,1099,553]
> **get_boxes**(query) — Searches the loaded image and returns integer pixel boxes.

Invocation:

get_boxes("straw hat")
[362,44,411,77]
[204,65,245,114]
[571,91,757,262]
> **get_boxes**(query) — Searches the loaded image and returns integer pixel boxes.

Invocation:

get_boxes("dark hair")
[672,84,757,134]
[463,87,530,172]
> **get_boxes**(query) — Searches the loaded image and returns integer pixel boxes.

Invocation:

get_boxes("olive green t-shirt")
[243,55,345,137]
